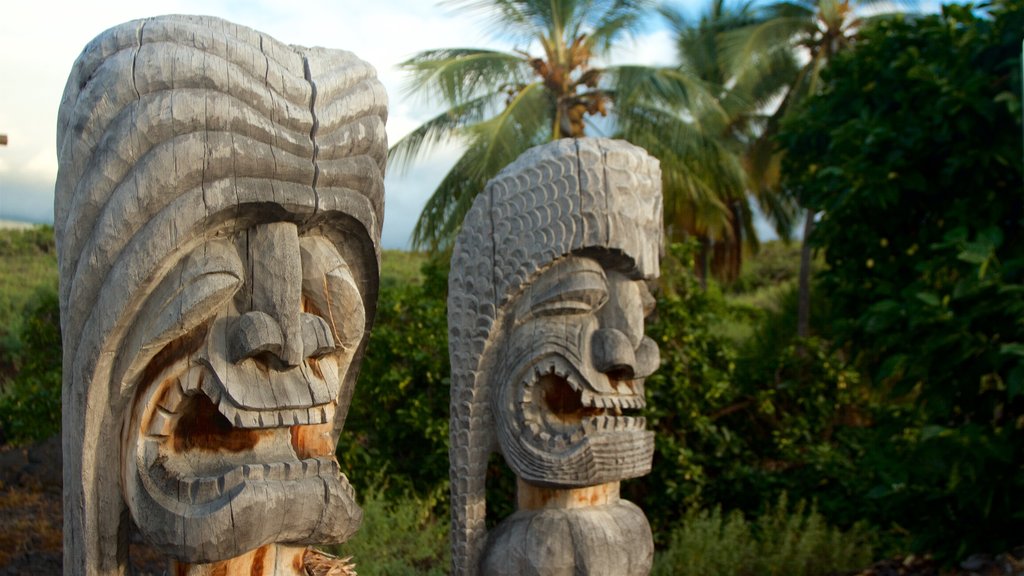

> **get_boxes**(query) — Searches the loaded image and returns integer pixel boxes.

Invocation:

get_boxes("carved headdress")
[56,15,385,574]
[448,138,662,575]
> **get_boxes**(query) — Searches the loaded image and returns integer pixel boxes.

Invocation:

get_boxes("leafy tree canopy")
[778,0,1024,556]
[391,0,772,255]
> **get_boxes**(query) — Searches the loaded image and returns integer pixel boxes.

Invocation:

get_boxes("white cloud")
[0,1,686,246]
[601,28,677,68]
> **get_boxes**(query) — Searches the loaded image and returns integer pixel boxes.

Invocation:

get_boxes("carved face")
[494,255,659,487]
[122,221,366,562]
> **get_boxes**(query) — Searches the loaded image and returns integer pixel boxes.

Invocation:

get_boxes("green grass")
[0,227,58,377]
[715,240,818,348]
[381,250,428,288]
[652,495,875,576]
[329,477,449,576]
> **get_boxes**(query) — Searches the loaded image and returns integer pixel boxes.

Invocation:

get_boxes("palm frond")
[581,0,655,54]
[388,92,505,174]
[616,100,749,241]
[400,48,529,105]
[729,43,800,111]
[609,65,732,129]
[440,0,539,40]
[463,81,553,179]
[720,14,812,74]
[409,151,490,251]
[409,82,552,250]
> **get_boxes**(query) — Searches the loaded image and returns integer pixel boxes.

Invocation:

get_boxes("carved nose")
[592,328,638,379]
[592,330,661,381]
[231,221,336,368]
[230,311,335,367]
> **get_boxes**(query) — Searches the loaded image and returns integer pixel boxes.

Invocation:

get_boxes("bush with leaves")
[0,287,62,444]
[779,0,1024,557]
[636,243,867,539]
[339,256,452,498]
[330,475,449,576]
[652,494,875,576]
[0,226,57,380]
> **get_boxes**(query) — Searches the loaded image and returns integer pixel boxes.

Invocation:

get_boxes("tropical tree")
[389,0,647,250]
[391,0,762,257]
[727,0,909,333]
[629,0,799,281]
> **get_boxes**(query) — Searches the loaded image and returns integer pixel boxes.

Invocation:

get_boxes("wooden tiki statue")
[55,15,386,575]
[448,139,664,576]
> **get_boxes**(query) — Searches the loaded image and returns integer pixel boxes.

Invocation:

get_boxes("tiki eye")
[142,239,244,346]
[299,235,365,349]
[530,267,608,316]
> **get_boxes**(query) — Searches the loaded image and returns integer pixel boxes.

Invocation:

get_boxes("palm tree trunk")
[797,210,815,338]
[699,236,711,290]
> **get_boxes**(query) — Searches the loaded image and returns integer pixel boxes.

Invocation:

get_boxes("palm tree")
[725,0,907,334]
[391,0,751,254]
[622,0,799,282]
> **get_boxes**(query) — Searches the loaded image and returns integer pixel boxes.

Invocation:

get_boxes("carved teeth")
[182,367,203,394]
[282,461,296,480]
[147,408,175,437]
[581,390,595,407]
[582,414,647,433]
[264,463,283,482]
[158,380,185,412]
[189,477,220,504]
[212,401,332,430]
[222,467,244,489]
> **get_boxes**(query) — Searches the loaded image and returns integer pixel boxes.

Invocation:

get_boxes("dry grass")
[0,483,62,566]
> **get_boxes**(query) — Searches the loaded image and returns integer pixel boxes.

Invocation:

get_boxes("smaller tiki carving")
[448,138,664,576]
[56,15,385,576]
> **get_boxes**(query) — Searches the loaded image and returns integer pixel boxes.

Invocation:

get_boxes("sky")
[0,0,699,248]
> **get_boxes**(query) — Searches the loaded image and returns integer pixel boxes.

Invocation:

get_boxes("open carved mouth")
[135,367,348,508]
[519,357,646,452]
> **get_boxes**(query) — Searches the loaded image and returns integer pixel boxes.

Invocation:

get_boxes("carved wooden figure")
[55,15,386,576]
[448,139,664,576]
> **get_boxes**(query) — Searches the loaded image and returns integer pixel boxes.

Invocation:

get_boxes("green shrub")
[652,495,874,576]
[779,0,1024,557]
[730,241,805,295]
[637,242,870,539]
[0,287,62,444]
[0,226,57,379]
[636,242,746,536]
[340,256,451,497]
[330,477,450,576]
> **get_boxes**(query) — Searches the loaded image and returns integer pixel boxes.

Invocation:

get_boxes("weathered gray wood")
[448,138,663,575]
[56,14,386,576]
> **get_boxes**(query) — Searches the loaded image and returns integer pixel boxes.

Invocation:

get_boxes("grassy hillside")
[0,227,58,380]
[380,249,428,288]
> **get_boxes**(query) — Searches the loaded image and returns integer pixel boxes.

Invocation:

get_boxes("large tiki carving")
[55,16,386,575]
[449,138,663,576]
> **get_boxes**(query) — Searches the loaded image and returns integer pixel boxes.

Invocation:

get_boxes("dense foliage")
[0,226,57,381]
[779,0,1024,556]
[0,227,60,445]
[0,287,61,444]
[338,257,452,496]
[331,478,450,575]
[3,1,1023,566]
[652,494,874,576]
[635,243,868,539]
